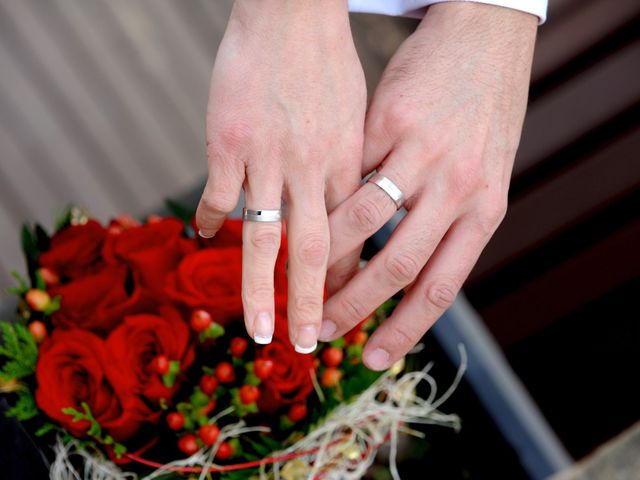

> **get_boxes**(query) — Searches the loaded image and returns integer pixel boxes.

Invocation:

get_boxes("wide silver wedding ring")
[242,208,282,222]
[368,172,405,209]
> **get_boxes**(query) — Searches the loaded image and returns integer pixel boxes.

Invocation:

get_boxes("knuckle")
[449,158,485,200]
[424,278,459,310]
[384,251,422,285]
[199,192,236,215]
[486,196,508,227]
[348,197,383,234]
[243,282,274,303]
[338,295,368,322]
[292,294,322,319]
[295,233,329,268]
[208,123,252,155]
[386,321,420,351]
[380,103,413,137]
[477,195,508,236]
[249,227,281,254]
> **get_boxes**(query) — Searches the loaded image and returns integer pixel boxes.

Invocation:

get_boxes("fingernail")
[318,319,337,341]
[294,324,318,354]
[198,229,215,239]
[253,312,273,344]
[366,348,390,371]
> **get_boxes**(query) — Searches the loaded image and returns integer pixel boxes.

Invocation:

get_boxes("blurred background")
[0,0,638,478]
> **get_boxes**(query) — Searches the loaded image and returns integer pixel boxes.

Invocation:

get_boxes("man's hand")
[196,0,366,352]
[321,3,538,369]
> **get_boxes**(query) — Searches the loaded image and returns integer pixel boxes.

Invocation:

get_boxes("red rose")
[171,219,289,321]
[105,307,195,404]
[103,218,196,293]
[49,265,152,333]
[165,248,244,324]
[39,220,106,280]
[257,315,315,413]
[35,329,150,442]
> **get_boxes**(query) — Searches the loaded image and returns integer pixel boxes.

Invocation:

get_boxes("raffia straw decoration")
[49,344,466,480]
[49,438,136,480]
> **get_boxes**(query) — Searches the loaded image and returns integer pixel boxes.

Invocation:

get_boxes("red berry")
[351,331,368,346]
[216,442,233,460]
[253,359,274,380]
[288,403,308,422]
[115,213,140,229]
[320,367,342,388]
[190,310,212,333]
[239,384,260,405]
[152,355,170,375]
[198,424,220,446]
[37,268,59,287]
[199,375,218,395]
[230,337,248,358]
[28,321,47,344]
[25,289,51,312]
[178,434,199,456]
[166,412,185,431]
[108,224,123,235]
[147,214,163,224]
[198,399,216,416]
[322,347,344,368]
[215,362,235,383]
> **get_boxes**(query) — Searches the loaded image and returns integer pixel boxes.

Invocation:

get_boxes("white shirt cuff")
[348,0,548,24]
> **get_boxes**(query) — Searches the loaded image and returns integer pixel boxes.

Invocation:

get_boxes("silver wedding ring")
[242,208,282,222]
[368,172,405,209]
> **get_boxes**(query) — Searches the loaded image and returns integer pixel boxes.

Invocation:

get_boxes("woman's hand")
[320,3,538,369]
[196,0,366,352]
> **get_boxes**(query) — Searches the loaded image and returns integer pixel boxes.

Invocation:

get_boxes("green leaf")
[61,402,127,456]
[34,224,50,252]
[35,271,47,291]
[21,224,38,265]
[43,295,61,316]
[245,438,271,457]
[5,390,39,421]
[330,337,346,348]
[231,357,243,368]
[0,321,39,381]
[190,388,209,408]
[35,422,57,437]
[113,443,127,458]
[162,360,181,388]
[244,372,261,387]
[53,206,73,231]
[165,199,195,225]
[199,322,225,342]
[8,271,30,295]
[279,415,295,430]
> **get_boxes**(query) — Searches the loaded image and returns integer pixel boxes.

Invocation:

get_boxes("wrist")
[229,0,351,47]
[423,2,538,39]
[233,0,347,21]
[420,2,537,71]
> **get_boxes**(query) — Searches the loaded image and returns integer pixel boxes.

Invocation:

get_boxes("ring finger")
[320,187,453,341]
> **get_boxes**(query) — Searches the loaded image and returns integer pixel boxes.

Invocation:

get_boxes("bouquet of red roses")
[0,206,463,479]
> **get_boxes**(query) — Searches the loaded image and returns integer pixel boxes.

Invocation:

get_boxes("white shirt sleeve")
[348,0,548,24]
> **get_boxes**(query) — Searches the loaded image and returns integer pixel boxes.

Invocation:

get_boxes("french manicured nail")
[198,229,215,239]
[294,324,318,354]
[253,312,273,344]
[366,348,390,371]
[318,319,337,341]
